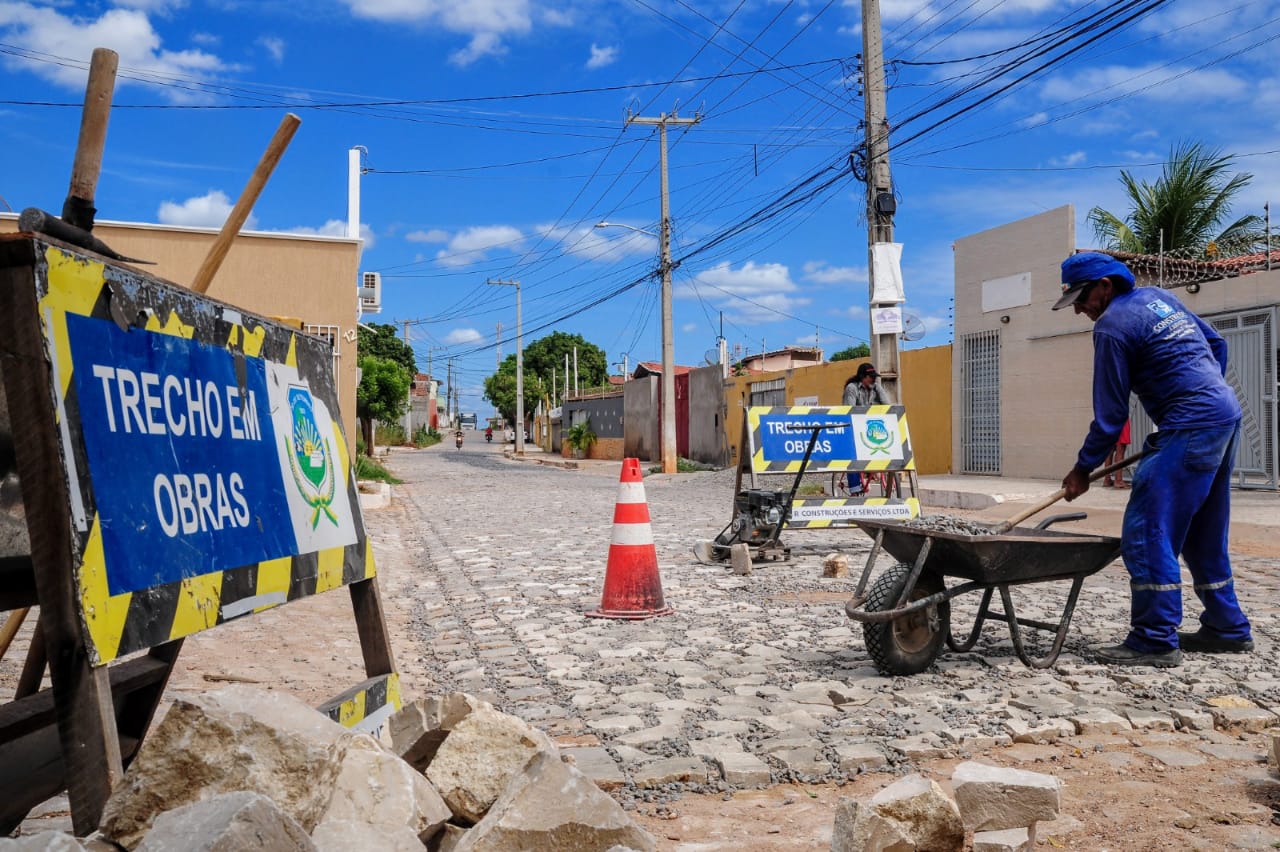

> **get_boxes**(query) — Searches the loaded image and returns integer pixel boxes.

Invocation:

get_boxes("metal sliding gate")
[1129,306,1278,490]
[1213,307,1277,489]
[960,329,1001,474]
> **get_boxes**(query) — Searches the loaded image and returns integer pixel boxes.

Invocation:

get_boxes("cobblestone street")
[367,442,1280,849]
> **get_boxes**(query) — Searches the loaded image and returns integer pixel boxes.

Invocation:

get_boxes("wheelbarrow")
[844,454,1141,675]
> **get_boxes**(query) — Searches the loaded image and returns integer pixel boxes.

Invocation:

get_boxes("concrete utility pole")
[862,0,900,401]
[488,279,523,454]
[401,320,412,436]
[446,358,454,426]
[627,109,700,474]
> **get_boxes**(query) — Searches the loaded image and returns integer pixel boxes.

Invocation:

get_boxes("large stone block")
[952,761,1061,832]
[425,704,557,824]
[311,819,426,851]
[831,775,963,852]
[319,734,450,843]
[453,751,656,851]
[390,694,490,773]
[100,686,353,848]
[135,791,315,852]
[973,825,1035,852]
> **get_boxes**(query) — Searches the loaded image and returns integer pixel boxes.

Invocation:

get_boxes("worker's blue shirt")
[1077,286,1241,470]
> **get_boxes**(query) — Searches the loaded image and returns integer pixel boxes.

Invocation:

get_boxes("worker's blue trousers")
[1121,421,1252,652]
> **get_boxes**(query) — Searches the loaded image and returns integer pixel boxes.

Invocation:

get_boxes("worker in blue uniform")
[1054,252,1252,667]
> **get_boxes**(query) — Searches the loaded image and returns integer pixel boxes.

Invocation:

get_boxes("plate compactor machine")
[693,421,848,565]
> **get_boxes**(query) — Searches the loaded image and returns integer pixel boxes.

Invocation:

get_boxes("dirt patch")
[631,743,1280,851]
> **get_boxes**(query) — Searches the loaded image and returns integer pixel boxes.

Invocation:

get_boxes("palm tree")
[1087,141,1264,259]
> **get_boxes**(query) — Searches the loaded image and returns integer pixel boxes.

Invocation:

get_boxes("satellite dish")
[900,313,926,343]
[703,348,720,366]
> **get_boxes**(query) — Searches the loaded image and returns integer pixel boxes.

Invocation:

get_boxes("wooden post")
[349,579,396,678]
[190,114,301,294]
[62,48,118,232]
[0,265,122,834]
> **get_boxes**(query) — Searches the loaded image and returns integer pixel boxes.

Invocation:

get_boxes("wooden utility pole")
[862,0,901,401]
[626,110,700,473]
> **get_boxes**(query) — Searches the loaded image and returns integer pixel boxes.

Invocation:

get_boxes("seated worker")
[842,362,891,407]
[842,362,892,495]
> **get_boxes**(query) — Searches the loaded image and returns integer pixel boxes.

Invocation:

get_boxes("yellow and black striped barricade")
[0,235,399,834]
[744,404,920,526]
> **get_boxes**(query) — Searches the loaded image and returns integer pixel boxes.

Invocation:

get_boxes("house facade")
[952,205,1278,488]
[1,215,362,450]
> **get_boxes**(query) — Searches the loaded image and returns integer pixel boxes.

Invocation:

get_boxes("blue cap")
[1054,252,1136,310]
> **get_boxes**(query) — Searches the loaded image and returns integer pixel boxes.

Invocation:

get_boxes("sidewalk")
[502,446,1279,549]
[920,472,1279,534]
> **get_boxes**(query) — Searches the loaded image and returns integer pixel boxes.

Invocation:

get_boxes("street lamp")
[595,220,676,474]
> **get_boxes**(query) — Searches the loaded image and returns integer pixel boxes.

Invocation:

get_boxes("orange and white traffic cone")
[586,458,674,620]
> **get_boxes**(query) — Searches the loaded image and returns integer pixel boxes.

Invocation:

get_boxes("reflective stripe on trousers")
[1119,422,1251,653]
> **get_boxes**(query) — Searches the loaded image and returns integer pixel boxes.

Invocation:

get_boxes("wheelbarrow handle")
[992,449,1148,534]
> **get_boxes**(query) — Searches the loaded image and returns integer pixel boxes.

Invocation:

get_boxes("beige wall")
[721,348,953,475]
[1,215,361,448]
[953,204,1280,479]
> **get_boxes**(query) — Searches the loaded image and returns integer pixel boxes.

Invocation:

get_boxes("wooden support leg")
[349,577,395,678]
[16,621,47,699]
[113,639,182,769]
[2,263,123,835]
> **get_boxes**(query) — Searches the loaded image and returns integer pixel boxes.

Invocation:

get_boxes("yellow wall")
[721,345,953,475]
[1,215,361,449]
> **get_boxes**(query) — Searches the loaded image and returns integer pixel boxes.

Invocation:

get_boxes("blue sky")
[3,0,1279,417]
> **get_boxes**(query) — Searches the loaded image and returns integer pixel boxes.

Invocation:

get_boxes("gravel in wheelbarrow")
[856,514,1121,586]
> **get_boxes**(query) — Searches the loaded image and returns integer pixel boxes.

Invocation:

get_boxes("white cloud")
[257,35,285,64]
[157,190,256,229]
[110,0,187,12]
[681,322,698,333]
[1019,112,1048,129]
[539,223,657,262]
[1040,64,1247,105]
[279,219,376,249]
[406,228,450,243]
[0,4,228,99]
[585,43,617,70]
[434,225,523,267]
[802,260,866,285]
[1049,150,1087,168]
[340,0,532,66]
[450,31,504,66]
[682,260,809,325]
[190,31,219,46]
[445,327,482,344]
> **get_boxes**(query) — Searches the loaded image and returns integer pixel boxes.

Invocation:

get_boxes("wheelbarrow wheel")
[862,564,950,676]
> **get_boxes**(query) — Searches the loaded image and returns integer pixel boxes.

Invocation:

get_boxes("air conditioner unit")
[359,271,382,314]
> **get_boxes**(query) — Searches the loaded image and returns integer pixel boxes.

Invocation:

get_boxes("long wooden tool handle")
[0,607,29,661]
[63,48,119,230]
[993,450,1148,534]
[191,113,301,295]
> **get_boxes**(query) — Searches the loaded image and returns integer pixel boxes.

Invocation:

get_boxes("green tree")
[482,331,607,423]
[357,323,417,376]
[520,332,608,390]
[829,343,871,362]
[1087,141,1264,258]
[482,369,547,425]
[356,356,410,455]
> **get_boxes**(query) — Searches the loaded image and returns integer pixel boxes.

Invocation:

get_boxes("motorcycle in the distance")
[455,431,464,450]
[485,428,493,443]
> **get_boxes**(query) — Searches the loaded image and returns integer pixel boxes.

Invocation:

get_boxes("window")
[749,378,786,408]
[304,324,341,376]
